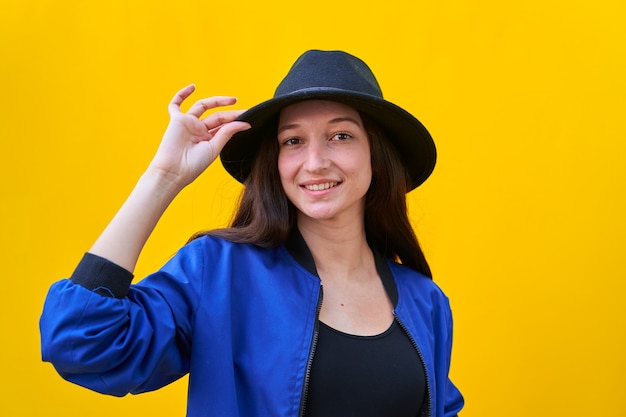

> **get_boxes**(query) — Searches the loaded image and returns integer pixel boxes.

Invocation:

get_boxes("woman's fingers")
[201,109,247,132]
[168,84,196,115]
[165,86,249,149]
[168,85,240,120]
[186,96,239,118]
[205,120,252,152]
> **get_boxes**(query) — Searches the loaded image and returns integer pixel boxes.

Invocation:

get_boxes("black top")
[304,320,426,417]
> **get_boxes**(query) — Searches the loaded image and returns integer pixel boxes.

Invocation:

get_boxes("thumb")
[209,121,252,153]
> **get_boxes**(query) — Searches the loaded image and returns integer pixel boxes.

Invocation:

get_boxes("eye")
[332,132,352,141]
[281,137,301,146]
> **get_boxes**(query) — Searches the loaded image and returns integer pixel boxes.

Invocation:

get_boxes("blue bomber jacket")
[40,233,464,417]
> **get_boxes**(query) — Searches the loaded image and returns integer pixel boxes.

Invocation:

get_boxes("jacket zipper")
[298,285,323,417]
[395,314,433,417]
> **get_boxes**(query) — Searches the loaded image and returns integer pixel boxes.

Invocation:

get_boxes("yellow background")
[1,0,625,416]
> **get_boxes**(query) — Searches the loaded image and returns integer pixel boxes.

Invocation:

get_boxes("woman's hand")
[148,84,251,190]
[88,85,250,272]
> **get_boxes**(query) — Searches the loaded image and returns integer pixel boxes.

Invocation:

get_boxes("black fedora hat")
[220,50,436,191]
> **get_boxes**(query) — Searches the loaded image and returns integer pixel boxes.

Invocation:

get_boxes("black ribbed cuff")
[70,253,134,299]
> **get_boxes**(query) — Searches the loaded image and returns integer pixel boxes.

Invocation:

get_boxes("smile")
[303,182,339,191]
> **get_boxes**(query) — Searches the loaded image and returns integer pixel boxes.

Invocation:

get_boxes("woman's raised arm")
[89,85,251,272]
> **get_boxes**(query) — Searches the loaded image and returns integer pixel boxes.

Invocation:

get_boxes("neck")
[297,216,373,279]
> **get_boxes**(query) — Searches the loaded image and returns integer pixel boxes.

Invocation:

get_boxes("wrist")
[142,165,188,199]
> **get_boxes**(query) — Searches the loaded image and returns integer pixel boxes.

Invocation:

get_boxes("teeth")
[305,182,337,191]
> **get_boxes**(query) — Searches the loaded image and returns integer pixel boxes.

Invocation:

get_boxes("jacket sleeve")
[443,299,464,417]
[39,240,206,396]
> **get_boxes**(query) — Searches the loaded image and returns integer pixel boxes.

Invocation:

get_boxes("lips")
[302,182,339,191]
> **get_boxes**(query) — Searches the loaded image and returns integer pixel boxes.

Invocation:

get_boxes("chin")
[303,211,336,221]
[295,206,334,221]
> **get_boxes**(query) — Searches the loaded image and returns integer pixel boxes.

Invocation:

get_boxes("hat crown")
[274,50,383,99]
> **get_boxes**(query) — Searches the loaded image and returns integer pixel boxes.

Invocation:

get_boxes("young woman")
[40,50,464,417]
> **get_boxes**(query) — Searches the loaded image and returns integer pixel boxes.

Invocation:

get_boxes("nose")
[303,140,331,172]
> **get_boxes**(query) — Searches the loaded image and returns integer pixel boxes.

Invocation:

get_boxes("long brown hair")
[191,111,432,278]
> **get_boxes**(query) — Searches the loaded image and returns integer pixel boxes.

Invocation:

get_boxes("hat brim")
[220,87,436,191]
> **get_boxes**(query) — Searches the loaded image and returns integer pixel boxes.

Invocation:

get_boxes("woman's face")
[277,100,372,223]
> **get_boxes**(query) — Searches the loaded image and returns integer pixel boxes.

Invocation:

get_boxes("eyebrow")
[277,116,363,135]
